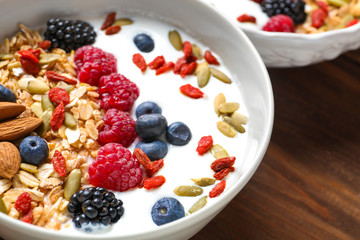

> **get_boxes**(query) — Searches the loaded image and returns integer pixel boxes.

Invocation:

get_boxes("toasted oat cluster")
[0,24,104,230]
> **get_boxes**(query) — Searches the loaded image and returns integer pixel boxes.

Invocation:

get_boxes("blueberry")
[136,140,168,161]
[133,33,154,53]
[151,197,185,226]
[135,113,167,140]
[19,136,49,165]
[135,101,162,118]
[166,122,192,146]
[0,84,17,102]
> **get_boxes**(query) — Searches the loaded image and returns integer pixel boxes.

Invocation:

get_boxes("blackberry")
[68,187,124,230]
[43,18,97,52]
[260,0,306,25]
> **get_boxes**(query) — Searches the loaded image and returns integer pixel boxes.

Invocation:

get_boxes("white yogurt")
[59,15,249,237]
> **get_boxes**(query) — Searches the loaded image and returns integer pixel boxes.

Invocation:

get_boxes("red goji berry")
[155,62,175,75]
[196,135,213,155]
[180,61,197,78]
[133,148,152,170]
[211,156,236,172]
[316,1,328,15]
[45,71,78,85]
[138,176,149,188]
[48,87,70,106]
[50,102,65,131]
[182,41,192,59]
[144,175,166,190]
[204,50,220,65]
[209,180,226,198]
[14,192,31,215]
[180,84,204,99]
[148,55,165,70]
[105,25,121,35]
[52,150,67,177]
[146,159,164,177]
[311,8,327,28]
[20,209,33,224]
[346,19,359,28]
[237,14,256,23]
[213,167,235,180]
[173,56,187,74]
[31,49,41,59]
[101,12,116,30]
[132,53,147,72]
[18,50,39,64]
[19,56,40,75]
[37,40,51,50]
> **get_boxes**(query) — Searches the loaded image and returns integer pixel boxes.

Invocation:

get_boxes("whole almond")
[0,142,21,179]
[0,117,43,141]
[0,102,26,121]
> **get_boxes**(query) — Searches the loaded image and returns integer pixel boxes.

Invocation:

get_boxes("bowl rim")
[0,0,274,239]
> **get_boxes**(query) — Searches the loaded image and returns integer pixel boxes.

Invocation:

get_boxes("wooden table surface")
[191,49,360,240]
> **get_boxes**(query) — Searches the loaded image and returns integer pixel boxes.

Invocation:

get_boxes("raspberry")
[98,109,137,147]
[98,73,139,111]
[262,14,295,33]
[74,46,117,86]
[14,192,32,215]
[88,143,143,192]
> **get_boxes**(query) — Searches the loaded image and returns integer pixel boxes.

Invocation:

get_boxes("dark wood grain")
[191,49,360,240]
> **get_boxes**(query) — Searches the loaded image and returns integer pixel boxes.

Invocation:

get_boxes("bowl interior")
[0,0,273,239]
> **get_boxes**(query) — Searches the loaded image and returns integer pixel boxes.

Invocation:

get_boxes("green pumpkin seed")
[113,18,134,26]
[210,67,232,84]
[0,196,8,214]
[328,0,346,6]
[56,81,74,92]
[0,60,9,68]
[189,196,207,214]
[218,102,239,114]
[335,14,354,29]
[0,53,13,60]
[64,169,82,201]
[26,80,50,94]
[223,116,245,133]
[39,53,61,65]
[41,94,55,112]
[197,65,210,88]
[192,44,203,60]
[20,163,38,173]
[230,112,248,125]
[64,112,77,129]
[30,102,43,118]
[168,30,183,51]
[191,177,216,187]
[174,185,203,197]
[214,93,226,116]
[37,109,52,136]
[217,121,237,138]
[194,61,209,76]
[210,144,229,159]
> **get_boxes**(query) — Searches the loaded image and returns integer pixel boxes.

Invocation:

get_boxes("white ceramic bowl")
[202,0,360,68]
[0,0,273,239]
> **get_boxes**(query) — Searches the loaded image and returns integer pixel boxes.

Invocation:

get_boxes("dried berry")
[196,135,213,155]
[45,71,77,85]
[48,87,70,106]
[204,50,219,65]
[156,62,175,75]
[144,175,166,190]
[209,180,226,198]
[50,102,65,131]
[148,56,165,70]
[52,150,67,177]
[132,53,147,72]
[213,167,235,180]
[180,84,204,99]
[105,25,121,35]
[182,41,192,59]
[211,156,236,172]
[237,14,257,23]
[101,12,116,30]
